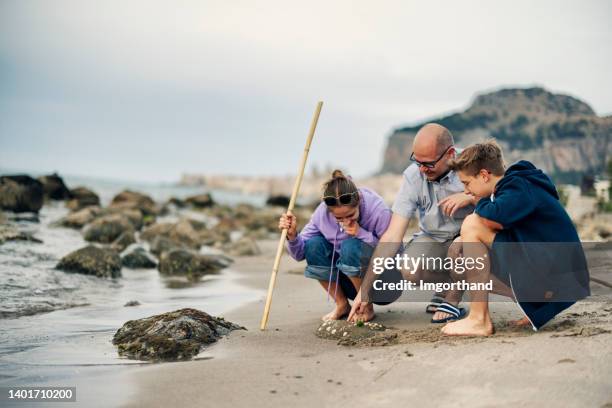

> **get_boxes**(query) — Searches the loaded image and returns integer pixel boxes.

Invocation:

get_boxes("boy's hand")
[278,211,298,240]
[439,193,473,217]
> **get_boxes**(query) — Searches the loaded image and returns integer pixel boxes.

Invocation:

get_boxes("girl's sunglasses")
[323,191,358,207]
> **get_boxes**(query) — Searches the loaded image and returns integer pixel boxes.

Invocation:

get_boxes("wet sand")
[125,239,612,407]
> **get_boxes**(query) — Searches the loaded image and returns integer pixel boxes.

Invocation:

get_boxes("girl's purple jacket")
[286,188,392,261]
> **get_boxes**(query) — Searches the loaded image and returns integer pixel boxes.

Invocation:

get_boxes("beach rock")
[167,197,186,208]
[122,247,157,269]
[124,300,141,307]
[66,187,100,211]
[110,190,157,216]
[185,193,215,208]
[58,206,102,229]
[158,248,231,280]
[111,230,137,252]
[150,236,184,256]
[56,245,122,278]
[141,220,201,250]
[266,195,290,207]
[83,214,134,244]
[0,224,43,244]
[112,308,244,361]
[0,175,44,213]
[106,207,144,230]
[38,173,71,200]
[223,237,261,256]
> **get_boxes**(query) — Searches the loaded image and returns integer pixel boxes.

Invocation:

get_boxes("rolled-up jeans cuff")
[336,262,361,277]
[304,265,338,281]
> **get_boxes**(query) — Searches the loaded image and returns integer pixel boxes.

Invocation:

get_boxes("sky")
[0,0,610,182]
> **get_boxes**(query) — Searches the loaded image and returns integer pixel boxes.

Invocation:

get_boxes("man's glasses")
[323,191,358,207]
[410,145,453,169]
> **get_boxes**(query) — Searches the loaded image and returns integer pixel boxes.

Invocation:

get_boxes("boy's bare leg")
[318,280,351,321]
[442,214,496,336]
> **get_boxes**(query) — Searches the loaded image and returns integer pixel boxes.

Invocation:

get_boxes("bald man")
[348,123,477,323]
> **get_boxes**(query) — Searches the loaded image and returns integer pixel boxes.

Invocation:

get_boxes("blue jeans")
[304,235,373,281]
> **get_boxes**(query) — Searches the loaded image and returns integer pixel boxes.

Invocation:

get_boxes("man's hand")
[278,211,298,241]
[341,220,360,237]
[347,289,371,322]
[438,192,474,217]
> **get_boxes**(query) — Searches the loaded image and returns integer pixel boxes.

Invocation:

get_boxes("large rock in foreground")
[0,175,44,213]
[56,245,122,278]
[112,308,244,361]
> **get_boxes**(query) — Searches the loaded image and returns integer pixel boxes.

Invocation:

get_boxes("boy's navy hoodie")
[475,160,590,330]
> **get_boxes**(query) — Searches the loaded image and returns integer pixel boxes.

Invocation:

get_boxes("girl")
[278,170,392,321]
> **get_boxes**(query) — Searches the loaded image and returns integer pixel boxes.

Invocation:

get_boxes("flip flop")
[425,296,445,314]
[431,302,467,324]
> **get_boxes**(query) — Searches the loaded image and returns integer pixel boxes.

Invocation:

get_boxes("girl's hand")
[278,211,298,240]
[342,220,360,237]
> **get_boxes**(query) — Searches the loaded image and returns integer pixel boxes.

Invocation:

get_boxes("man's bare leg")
[442,214,496,336]
[318,280,351,321]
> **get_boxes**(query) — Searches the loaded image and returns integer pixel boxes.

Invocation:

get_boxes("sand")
[124,240,612,407]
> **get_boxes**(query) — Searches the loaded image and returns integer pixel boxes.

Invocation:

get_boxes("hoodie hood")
[498,160,559,200]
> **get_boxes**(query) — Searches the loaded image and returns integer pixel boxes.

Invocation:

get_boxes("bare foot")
[441,316,494,336]
[510,317,531,328]
[322,303,351,321]
[348,303,375,323]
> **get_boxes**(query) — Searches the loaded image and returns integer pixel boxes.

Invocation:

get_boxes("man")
[348,123,478,323]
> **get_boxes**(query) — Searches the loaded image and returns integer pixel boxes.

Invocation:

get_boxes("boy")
[441,140,590,336]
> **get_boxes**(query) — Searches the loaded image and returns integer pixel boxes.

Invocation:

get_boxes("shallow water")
[0,180,265,406]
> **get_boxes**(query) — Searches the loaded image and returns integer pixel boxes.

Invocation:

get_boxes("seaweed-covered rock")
[38,173,71,200]
[110,190,157,216]
[57,206,102,229]
[122,247,157,269]
[158,248,231,280]
[223,237,261,256]
[0,175,44,213]
[0,224,43,244]
[185,193,215,208]
[83,214,134,244]
[56,245,122,278]
[66,187,100,211]
[141,220,201,249]
[112,308,244,361]
[265,195,290,207]
[111,230,137,252]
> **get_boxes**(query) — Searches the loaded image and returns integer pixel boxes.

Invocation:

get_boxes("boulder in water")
[158,248,231,280]
[110,190,157,216]
[58,206,102,229]
[265,195,290,207]
[122,247,157,269]
[111,230,137,252]
[140,220,201,250]
[185,193,215,208]
[223,237,261,256]
[112,308,244,361]
[66,187,100,211]
[38,173,71,200]
[83,214,134,244]
[56,245,121,278]
[0,175,44,213]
